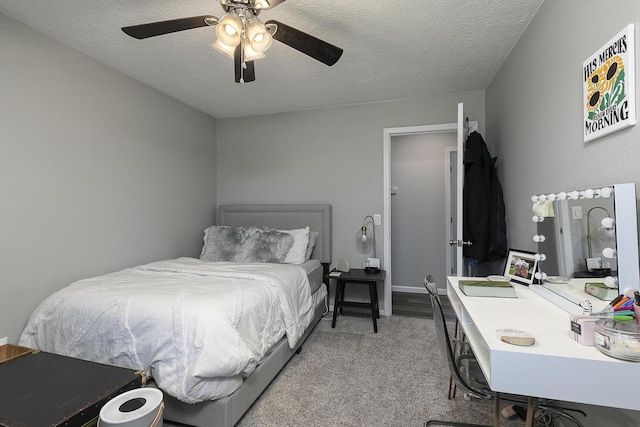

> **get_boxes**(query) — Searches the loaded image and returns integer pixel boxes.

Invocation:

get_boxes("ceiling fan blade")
[234,46,256,83]
[265,20,343,66]
[122,15,215,39]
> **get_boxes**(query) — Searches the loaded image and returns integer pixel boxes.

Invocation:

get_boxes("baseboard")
[327,285,446,318]
[392,285,427,294]
[392,285,446,295]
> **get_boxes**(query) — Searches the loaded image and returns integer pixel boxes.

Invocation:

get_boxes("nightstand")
[330,268,386,333]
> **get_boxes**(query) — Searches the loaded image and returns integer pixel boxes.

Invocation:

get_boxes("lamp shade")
[246,20,273,53]
[216,14,242,47]
[212,39,236,58]
[243,43,266,61]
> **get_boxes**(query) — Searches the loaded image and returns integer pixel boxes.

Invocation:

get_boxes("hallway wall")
[391,132,456,292]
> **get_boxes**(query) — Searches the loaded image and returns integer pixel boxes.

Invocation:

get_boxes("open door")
[450,103,471,277]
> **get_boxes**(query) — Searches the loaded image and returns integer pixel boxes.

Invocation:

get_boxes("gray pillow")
[200,226,294,264]
[200,226,245,262]
[235,228,294,263]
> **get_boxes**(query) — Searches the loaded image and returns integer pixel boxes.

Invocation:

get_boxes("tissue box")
[569,315,599,346]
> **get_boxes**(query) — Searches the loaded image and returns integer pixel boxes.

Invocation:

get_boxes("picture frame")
[504,249,538,286]
[583,24,636,142]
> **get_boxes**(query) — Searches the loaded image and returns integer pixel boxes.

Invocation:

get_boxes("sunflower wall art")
[583,24,636,142]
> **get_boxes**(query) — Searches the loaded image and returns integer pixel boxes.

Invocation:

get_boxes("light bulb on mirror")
[538,194,547,201]
[557,192,567,200]
[533,235,545,243]
[547,193,557,201]
[602,247,616,259]
[596,218,616,241]
[569,191,580,200]
[534,271,547,280]
[534,253,546,261]
[584,188,595,199]
[601,217,615,229]
[531,195,538,202]
[600,187,613,198]
[604,276,618,288]
[532,215,544,223]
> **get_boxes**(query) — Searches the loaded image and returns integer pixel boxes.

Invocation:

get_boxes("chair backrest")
[423,275,492,400]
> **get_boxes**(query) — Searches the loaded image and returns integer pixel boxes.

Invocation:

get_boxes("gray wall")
[487,1,640,253]
[391,132,456,290]
[217,92,485,272]
[486,1,640,424]
[0,13,218,344]
[216,93,483,309]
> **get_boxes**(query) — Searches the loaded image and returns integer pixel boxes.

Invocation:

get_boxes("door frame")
[445,146,457,280]
[382,123,457,316]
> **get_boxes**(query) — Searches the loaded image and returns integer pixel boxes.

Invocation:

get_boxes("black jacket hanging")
[463,131,507,262]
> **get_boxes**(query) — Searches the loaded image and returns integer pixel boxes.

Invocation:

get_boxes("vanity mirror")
[529,183,640,314]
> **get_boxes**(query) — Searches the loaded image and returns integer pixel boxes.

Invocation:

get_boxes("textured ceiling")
[0,0,543,119]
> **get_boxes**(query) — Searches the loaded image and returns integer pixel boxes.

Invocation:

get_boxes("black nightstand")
[330,268,386,333]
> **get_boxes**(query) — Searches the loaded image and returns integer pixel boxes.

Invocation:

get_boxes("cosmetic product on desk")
[569,315,598,345]
[575,293,639,345]
[634,291,640,328]
[589,294,630,317]
[594,319,640,361]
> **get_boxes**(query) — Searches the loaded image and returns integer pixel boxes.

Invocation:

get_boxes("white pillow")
[278,227,310,264]
[305,230,320,260]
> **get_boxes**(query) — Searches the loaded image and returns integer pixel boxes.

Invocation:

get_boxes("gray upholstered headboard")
[217,204,332,265]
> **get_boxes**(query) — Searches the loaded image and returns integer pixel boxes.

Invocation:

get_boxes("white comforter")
[19,257,315,403]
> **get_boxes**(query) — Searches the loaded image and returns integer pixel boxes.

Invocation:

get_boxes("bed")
[19,204,331,427]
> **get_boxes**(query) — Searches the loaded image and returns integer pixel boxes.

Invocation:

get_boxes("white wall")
[391,132,456,291]
[486,1,640,425]
[0,13,218,344]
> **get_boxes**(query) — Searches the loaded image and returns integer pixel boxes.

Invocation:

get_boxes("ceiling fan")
[121,0,344,83]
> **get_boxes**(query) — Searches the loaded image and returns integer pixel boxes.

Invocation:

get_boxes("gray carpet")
[232,314,525,427]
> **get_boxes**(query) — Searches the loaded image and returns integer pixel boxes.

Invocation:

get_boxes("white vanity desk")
[447,276,640,411]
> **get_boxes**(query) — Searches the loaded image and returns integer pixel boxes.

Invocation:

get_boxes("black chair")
[423,275,585,427]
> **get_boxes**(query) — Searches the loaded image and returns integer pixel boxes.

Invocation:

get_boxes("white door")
[451,103,471,277]
[383,106,476,306]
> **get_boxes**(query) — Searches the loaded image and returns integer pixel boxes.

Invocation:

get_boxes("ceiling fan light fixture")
[254,0,271,9]
[216,13,242,46]
[212,39,236,58]
[120,2,344,83]
[246,20,273,53]
[244,43,266,61]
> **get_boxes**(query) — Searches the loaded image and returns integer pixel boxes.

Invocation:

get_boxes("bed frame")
[159,204,332,427]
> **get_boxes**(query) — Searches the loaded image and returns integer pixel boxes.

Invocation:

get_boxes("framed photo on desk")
[504,248,538,285]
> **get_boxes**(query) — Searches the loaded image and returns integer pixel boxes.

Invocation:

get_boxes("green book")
[459,280,517,298]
